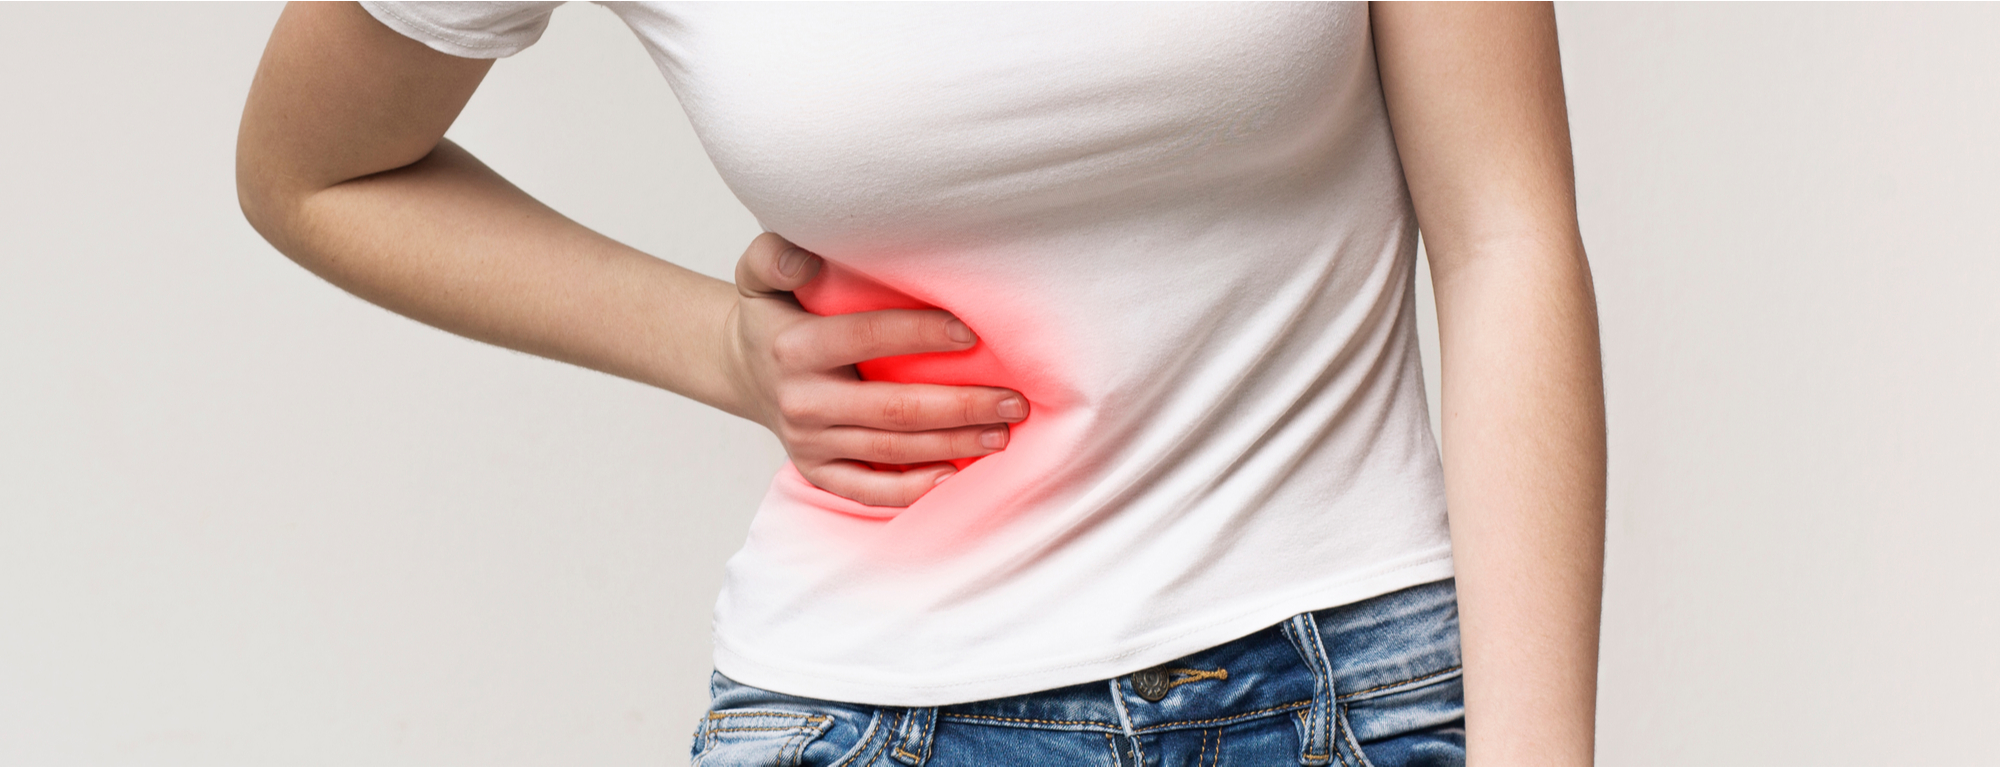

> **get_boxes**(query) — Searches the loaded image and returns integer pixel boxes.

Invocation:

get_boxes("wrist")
[706,299,767,426]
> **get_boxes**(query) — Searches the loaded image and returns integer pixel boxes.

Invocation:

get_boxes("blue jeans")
[691,578,1464,766]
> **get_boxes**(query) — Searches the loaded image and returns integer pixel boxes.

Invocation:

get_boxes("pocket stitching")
[1337,665,1464,703]
[830,709,887,767]
[1336,703,1376,767]
[695,709,834,767]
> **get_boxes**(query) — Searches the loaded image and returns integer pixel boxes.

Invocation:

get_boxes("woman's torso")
[361,0,1453,706]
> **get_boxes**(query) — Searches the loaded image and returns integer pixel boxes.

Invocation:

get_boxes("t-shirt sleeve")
[359,2,567,59]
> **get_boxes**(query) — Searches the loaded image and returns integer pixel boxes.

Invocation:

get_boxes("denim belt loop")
[1285,611,1349,766]
[1283,611,1375,767]
[889,705,937,766]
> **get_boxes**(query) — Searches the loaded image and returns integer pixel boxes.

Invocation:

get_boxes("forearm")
[1433,234,1606,766]
[247,138,748,416]
[237,1,1030,508]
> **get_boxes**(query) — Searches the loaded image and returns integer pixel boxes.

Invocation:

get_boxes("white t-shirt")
[364,1,1453,706]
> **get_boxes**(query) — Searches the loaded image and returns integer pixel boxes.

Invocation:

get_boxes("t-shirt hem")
[358,2,539,60]
[711,551,1456,707]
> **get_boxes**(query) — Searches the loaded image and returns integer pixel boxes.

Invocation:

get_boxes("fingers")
[775,309,980,370]
[736,235,979,369]
[779,381,1028,432]
[813,424,1009,465]
[735,232,822,297]
[802,461,958,508]
[729,232,1017,509]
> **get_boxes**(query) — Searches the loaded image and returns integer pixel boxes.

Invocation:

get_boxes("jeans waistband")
[939,578,1460,733]
[705,578,1461,766]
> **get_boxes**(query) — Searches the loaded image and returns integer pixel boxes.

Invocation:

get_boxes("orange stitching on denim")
[1326,710,1349,767]
[698,712,828,767]
[1134,700,1312,733]
[1104,731,1140,765]
[890,712,915,763]
[881,710,908,765]
[1330,713,1353,767]
[1294,707,1330,762]
[1338,705,1374,767]
[1164,667,1229,691]
[780,725,807,767]
[831,710,884,767]
[890,708,932,764]
[1335,665,1462,700]
[892,738,921,761]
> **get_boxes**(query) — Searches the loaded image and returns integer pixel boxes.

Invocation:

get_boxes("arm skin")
[1373,4,1607,765]
[236,2,1026,507]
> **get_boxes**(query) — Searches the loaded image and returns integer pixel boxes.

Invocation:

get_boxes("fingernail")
[944,319,975,344]
[997,397,1025,421]
[980,426,1008,450]
[932,468,956,486]
[777,247,811,277]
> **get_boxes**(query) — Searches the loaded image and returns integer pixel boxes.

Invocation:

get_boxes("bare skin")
[1375,4,1607,765]
[239,2,1604,762]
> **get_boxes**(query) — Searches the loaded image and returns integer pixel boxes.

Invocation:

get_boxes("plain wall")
[1,3,1993,765]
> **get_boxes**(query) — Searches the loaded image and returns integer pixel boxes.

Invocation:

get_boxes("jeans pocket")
[1341,675,1466,767]
[692,708,835,767]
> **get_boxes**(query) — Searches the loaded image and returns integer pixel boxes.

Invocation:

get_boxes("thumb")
[735,232,823,298]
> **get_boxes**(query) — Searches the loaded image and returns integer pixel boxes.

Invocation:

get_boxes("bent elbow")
[234,139,302,254]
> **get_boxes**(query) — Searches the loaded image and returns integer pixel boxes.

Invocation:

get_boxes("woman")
[237,3,1604,765]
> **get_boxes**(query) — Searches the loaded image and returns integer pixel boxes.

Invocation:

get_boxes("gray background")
[2,3,1994,765]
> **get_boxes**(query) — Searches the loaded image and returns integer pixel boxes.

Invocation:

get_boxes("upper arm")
[235,2,492,229]
[1370,2,1581,275]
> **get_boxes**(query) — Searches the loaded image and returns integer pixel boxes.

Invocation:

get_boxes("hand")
[722,233,1028,507]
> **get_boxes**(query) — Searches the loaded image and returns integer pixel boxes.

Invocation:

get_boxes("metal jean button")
[1131,667,1172,702]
